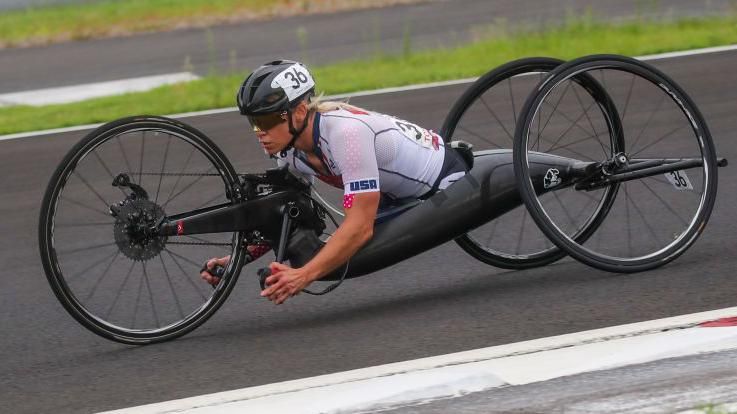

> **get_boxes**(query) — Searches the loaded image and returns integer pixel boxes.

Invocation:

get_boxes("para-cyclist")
[201,60,469,304]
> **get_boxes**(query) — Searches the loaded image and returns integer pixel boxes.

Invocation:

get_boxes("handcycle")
[39,55,727,344]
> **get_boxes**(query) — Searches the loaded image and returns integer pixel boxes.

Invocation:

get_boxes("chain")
[131,172,222,177]
[167,241,233,246]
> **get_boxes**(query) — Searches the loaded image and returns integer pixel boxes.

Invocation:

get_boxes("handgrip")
[200,262,225,289]
[257,267,271,290]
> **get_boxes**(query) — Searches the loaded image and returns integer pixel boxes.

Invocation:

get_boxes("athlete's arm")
[303,191,379,278]
[302,118,382,279]
[261,117,381,304]
[261,192,379,304]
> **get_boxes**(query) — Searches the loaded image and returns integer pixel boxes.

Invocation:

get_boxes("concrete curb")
[99,307,737,414]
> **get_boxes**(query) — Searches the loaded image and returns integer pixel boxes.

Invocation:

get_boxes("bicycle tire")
[514,55,718,273]
[39,115,248,344]
[442,57,621,269]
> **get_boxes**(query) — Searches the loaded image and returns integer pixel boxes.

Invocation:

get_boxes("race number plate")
[271,63,315,101]
[386,116,440,150]
[664,170,693,190]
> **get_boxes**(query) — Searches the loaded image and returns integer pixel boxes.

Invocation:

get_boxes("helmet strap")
[279,106,312,158]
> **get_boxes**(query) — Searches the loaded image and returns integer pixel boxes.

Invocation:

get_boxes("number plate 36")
[665,170,693,190]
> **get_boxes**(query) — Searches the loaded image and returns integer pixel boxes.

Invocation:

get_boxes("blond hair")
[306,93,368,114]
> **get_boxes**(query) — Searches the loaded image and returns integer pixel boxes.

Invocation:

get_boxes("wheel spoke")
[571,192,597,233]
[92,150,127,197]
[85,251,121,301]
[625,184,632,257]
[631,125,687,157]
[165,249,208,301]
[538,80,572,138]
[543,100,597,154]
[139,130,146,187]
[165,248,204,268]
[547,131,605,158]
[483,216,500,247]
[515,209,527,255]
[162,146,197,208]
[105,260,136,320]
[160,255,186,320]
[155,135,172,204]
[56,221,112,228]
[629,92,668,155]
[478,95,514,143]
[132,264,145,329]
[599,69,607,90]
[142,263,160,328]
[162,165,217,209]
[456,125,504,149]
[59,195,112,219]
[532,131,600,162]
[551,191,579,232]
[117,136,134,178]
[57,241,117,255]
[193,191,225,211]
[619,73,636,123]
[543,93,597,139]
[639,180,690,227]
[571,85,608,157]
[507,77,517,128]
[626,184,664,250]
[67,249,119,283]
[72,170,111,211]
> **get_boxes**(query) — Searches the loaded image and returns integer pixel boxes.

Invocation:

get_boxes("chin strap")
[279,107,313,158]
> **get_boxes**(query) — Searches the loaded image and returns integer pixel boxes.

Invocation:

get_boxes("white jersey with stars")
[277,108,446,202]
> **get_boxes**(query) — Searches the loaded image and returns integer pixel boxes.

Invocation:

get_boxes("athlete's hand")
[200,255,230,286]
[260,262,312,304]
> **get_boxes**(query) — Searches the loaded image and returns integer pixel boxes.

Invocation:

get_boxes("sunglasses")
[248,111,287,132]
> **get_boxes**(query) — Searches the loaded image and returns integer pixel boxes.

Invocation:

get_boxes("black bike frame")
[158,149,600,280]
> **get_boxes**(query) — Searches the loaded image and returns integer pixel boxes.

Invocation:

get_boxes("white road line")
[100,307,737,414]
[0,72,199,107]
[1,43,736,142]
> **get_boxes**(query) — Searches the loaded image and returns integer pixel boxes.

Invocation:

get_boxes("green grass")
[698,403,737,414]
[2,14,737,135]
[0,0,287,47]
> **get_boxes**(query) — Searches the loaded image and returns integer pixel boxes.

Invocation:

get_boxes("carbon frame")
[157,149,595,280]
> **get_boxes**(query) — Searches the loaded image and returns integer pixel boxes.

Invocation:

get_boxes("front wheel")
[514,55,718,273]
[39,116,248,344]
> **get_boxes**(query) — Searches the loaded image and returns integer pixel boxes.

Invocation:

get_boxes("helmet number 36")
[283,68,309,89]
[271,63,315,101]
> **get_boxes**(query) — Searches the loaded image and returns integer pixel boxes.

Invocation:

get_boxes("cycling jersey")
[277,108,449,202]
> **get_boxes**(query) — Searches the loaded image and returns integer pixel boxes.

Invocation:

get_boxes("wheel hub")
[113,198,167,261]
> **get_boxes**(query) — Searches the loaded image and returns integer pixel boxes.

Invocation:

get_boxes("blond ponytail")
[307,94,369,114]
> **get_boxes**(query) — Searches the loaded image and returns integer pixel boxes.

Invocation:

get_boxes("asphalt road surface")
[0,0,734,93]
[1,48,736,413]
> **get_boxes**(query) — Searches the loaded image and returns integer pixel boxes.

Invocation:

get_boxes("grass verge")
[0,0,420,48]
[2,14,737,136]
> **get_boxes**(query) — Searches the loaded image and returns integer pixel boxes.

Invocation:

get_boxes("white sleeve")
[331,120,380,195]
